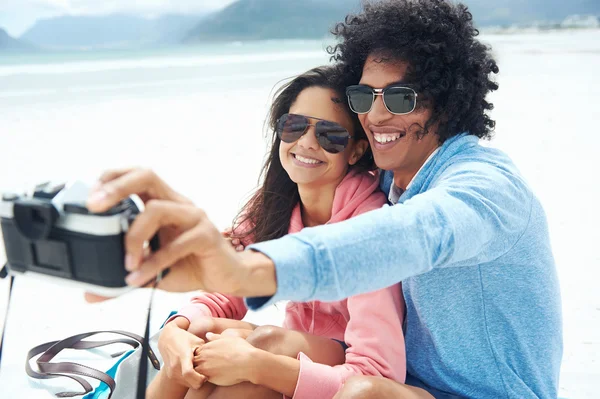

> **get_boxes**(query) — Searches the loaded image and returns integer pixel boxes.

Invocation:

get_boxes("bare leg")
[205,318,258,334]
[146,369,189,399]
[187,325,347,399]
[333,376,435,399]
[189,317,258,340]
[184,383,217,399]
[240,325,347,364]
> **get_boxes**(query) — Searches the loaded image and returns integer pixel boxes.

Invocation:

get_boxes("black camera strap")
[0,268,14,365]
[136,279,157,399]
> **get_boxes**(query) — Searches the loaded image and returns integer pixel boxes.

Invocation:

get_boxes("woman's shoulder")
[334,169,387,218]
[355,189,387,215]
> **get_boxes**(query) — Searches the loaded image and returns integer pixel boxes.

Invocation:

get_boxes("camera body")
[0,181,156,297]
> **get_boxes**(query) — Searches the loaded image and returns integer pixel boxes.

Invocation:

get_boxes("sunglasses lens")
[277,114,308,143]
[347,86,374,114]
[316,121,350,154]
[384,87,417,114]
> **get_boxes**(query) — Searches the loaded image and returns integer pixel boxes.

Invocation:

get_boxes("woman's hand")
[187,315,217,340]
[157,318,207,389]
[192,333,259,387]
[85,167,276,297]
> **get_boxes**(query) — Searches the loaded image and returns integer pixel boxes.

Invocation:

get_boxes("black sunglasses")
[346,84,418,115]
[275,113,354,154]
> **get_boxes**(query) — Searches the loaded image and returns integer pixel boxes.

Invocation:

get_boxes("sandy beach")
[0,29,598,398]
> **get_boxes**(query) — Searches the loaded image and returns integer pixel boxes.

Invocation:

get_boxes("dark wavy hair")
[231,65,376,244]
[328,0,499,143]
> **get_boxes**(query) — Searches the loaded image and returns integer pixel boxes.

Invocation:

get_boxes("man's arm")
[245,162,533,308]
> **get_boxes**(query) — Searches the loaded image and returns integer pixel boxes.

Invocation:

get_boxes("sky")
[0,0,238,37]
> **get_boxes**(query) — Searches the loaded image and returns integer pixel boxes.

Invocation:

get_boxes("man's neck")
[297,178,342,227]
[392,146,439,190]
[392,169,419,192]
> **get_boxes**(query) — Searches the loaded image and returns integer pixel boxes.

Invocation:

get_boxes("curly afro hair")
[328,0,499,143]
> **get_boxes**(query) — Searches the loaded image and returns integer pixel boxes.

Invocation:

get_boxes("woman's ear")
[348,139,369,166]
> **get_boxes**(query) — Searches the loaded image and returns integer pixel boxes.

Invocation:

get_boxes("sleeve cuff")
[178,303,213,320]
[165,303,212,325]
[287,352,343,399]
[244,235,318,310]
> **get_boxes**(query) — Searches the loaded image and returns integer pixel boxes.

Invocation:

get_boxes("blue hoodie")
[246,133,563,398]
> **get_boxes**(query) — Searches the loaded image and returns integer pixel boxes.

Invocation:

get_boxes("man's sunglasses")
[346,84,418,115]
[275,113,354,154]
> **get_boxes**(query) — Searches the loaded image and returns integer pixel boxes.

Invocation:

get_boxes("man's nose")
[367,94,393,124]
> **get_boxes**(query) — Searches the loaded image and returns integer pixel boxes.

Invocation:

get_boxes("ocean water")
[0,30,599,398]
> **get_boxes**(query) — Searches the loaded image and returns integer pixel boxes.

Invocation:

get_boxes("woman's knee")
[334,376,380,399]
[245,325,286,353]
[220,328,252,339]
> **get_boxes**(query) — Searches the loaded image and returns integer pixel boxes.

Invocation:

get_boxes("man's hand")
[192,333,259,387]
[84,167,276,297]
[222,228,245,252]
[157,318,207,389]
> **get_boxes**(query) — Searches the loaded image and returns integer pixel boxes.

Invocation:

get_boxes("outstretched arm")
[85,163,530,308]
[246,162,532,308]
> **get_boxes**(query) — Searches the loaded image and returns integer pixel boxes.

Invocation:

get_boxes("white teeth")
[295,154,321,164]
[374,133,402,144]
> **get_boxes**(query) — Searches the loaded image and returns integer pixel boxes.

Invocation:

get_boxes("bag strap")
[27,337,110,398]
[35,330,160,367]
[26,329,161,399]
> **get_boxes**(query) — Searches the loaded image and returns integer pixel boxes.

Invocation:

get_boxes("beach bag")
[24,326,166,399]
[25,330,161,399]
[18,287,172,399]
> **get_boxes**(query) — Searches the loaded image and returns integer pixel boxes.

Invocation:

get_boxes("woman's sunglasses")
[276,113,354,154]
[346,84,418,115]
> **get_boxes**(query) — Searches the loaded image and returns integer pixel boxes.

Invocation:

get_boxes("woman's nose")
[297,126,320,150]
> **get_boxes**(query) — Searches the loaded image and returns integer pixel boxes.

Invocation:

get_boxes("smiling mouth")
[373,131,406,144]
[292,153,324,165]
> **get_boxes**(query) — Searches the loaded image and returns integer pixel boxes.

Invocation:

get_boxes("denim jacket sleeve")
[245,161,532,309]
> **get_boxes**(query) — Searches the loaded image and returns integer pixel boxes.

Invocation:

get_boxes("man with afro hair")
[246,1,564,398]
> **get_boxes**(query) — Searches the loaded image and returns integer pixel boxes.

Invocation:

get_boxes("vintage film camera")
[0,181,159,297]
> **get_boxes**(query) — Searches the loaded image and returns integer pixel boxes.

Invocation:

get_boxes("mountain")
[184,0,600,43]
[184,0,359,42]
[0,28,34,51]
[464,0,600,27]
[15,0,600,50]
[20,13,208,50]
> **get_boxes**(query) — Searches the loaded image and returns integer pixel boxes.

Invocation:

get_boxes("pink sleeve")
[167,293,248,324]
[288,285,406,399]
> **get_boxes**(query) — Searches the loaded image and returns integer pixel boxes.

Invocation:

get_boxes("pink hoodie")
[172,169,407,399]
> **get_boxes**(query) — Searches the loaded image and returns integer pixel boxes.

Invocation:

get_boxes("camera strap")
[0,268,14,365]
[136,277,158,399]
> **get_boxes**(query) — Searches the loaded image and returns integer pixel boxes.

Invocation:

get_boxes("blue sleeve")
[245,162,533,309]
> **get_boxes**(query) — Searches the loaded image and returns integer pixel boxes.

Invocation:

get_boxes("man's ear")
[349,139,369,165]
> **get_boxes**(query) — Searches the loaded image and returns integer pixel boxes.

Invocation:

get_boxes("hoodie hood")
[289,168,383,233]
